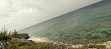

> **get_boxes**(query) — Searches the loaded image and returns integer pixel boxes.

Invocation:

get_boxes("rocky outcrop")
[12,33,29,39]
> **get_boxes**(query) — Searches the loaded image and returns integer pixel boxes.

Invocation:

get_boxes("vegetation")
[0,28,108,49]
[54,27,111,44]
[3,42,74,49]
[73,45,106,49]
[20,0,111,45]
[0,28,74,49]
[0,28,29,41]
[0,0,111,49]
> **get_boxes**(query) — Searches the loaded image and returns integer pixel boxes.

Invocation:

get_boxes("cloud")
[0,0,102,30]
[18,8,35,14]
[0,16,14,27]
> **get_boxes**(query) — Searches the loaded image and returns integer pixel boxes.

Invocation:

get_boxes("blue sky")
[0,0,102,30]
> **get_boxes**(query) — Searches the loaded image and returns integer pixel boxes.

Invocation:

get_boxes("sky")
[0,0,102,30]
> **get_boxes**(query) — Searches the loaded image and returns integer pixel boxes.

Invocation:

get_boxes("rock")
[12,33,29,39]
